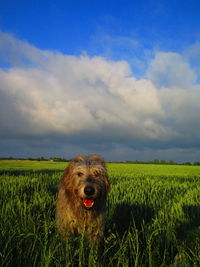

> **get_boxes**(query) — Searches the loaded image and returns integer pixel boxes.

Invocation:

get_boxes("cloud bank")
[1,32,200,160]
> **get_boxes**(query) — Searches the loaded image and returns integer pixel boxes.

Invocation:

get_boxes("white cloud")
[1,32,200,159]
[0,32,53,67]
[0,32,168,141]
[147,50,200,146]
[184,42,200,77]
[147,52,196,88]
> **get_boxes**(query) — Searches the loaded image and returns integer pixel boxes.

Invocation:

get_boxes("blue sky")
[1,0,200,162]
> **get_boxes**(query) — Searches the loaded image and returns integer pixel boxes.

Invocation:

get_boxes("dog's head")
[62,155,110,209]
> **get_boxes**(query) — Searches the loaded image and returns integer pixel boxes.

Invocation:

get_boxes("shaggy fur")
[56,155,110,244]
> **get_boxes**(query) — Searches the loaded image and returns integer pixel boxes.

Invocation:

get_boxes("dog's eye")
[77,172,83,177]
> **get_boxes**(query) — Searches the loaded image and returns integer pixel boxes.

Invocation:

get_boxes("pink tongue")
[82,199,94,208]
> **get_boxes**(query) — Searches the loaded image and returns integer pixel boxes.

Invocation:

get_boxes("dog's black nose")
[84,186,95,196]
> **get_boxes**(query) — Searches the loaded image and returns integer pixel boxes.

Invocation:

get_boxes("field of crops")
[0,160,200,266]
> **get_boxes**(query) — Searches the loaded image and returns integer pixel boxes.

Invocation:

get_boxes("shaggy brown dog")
[56,155,110,244]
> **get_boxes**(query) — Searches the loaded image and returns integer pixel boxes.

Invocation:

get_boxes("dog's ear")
[89,155,106,168]
[61,161,75,189]
[63,164,71,177]
[104,174,111,192]
[62,157,78,179]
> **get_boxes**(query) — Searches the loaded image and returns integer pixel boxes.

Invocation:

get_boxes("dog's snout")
[84,186,95,196]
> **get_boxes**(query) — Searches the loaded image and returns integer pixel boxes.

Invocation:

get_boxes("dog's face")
[62,155,110,209]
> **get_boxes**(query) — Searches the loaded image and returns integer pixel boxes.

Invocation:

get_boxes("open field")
[0,160,200,266]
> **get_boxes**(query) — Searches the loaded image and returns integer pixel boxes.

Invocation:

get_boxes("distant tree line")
[108,159,200,166]
[1,157,200,166]
[0,156,69,162]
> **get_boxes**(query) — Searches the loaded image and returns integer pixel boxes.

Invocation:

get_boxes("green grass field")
[0,160,200,266]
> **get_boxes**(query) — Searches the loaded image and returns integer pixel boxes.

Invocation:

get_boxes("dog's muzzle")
[81,186,96,209]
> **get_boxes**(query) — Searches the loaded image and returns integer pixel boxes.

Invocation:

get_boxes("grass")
[0,160,200,266]
[0,160,67,170]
